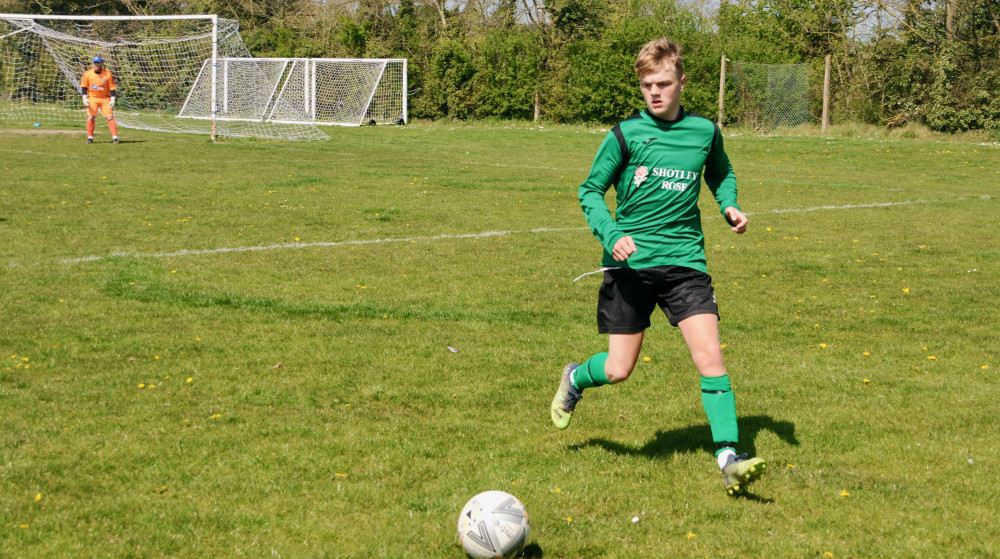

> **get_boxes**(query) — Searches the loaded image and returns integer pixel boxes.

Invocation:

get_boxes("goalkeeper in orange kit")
[80,56,119,144]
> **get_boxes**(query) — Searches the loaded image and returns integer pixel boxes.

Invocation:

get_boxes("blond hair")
[634,38,684,77]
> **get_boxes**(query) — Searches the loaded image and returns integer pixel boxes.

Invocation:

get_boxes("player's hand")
[108,97,115,108]
[82,95,89,107]
[724,207,748,234]
[611,236,638,262]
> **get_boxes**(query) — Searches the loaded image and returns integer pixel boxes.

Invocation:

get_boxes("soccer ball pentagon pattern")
[457,491,530,558]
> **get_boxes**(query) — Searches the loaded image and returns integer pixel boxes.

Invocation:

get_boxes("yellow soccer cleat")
[550,362,582,430]
[722,454,767,495]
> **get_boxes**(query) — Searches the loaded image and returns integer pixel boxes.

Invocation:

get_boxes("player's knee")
[604,361,635,383]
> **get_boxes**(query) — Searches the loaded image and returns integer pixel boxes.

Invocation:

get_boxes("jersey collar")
[644,107,686,124]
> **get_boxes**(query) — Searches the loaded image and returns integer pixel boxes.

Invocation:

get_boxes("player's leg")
[550,333,643,430]
[107,117,118,143]
[86,115,96,142]
[678,313,765,494]
[103,100,118,142]
[678,313,735,446]
[93,99,118,143]
[551,269,652,429]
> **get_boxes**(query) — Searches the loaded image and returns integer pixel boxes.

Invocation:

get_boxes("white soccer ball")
[457,490,531,559]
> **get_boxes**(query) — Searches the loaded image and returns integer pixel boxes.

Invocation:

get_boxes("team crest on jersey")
[633,166,649,186]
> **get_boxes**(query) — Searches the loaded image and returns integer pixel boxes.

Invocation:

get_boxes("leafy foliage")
[2,0,996,132]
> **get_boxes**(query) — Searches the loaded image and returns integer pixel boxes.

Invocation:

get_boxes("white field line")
[55,199,930,265]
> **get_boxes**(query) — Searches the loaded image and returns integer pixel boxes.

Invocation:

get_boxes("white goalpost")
[180,57,407,127]
[0,14,408,140]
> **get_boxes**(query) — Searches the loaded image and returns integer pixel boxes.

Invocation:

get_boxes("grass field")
[1,121,998,558]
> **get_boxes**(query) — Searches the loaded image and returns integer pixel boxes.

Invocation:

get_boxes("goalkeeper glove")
[82,95,89,107]
[108,97,115,109]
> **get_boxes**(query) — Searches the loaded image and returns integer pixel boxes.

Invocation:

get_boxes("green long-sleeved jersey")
[579,108,739,273]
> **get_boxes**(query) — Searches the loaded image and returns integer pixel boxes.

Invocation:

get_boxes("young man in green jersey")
[550,37,766,495]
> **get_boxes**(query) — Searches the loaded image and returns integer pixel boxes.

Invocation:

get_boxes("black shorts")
[596,266,718,334]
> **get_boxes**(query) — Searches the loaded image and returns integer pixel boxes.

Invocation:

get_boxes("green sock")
[701,375,739,452]
[572,353,609,390]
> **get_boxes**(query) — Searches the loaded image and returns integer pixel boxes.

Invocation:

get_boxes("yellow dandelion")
[686,532,696,539]
[564,517,573,523]
[819,343,827,349]
[210,413,221,419]
[186,377,193,383]
[863,379,871,384]
[643,356,651,363]
[982,365,989,370]
[786,463,795,468]
[825,553,834,558]
[863,351,871,356]
[927,356,937,360]
[840,490,850,497]
[137,383,145,388]
[553,487,562,493]
[19,524,28,529]
[335,473,348,478]
[902,288,910,293]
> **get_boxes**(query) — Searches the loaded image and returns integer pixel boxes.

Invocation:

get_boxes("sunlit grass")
[1,122,998,558]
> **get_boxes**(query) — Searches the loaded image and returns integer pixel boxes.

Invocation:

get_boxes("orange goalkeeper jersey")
[81,68,116,98]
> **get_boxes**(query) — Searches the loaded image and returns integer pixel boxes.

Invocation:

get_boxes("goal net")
[181,58,407,127]
[0,14,329,140]
[730,61,811,130]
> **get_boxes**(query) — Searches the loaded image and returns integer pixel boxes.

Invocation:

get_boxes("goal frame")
[0,13,222,139]
[179,56,408,127]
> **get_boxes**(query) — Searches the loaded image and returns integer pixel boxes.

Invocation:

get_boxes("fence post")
[718,55,726,128]
[822,54,831,133]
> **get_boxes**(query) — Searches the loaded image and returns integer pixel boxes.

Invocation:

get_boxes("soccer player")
[550,37,766,495]
[80,56,118,144]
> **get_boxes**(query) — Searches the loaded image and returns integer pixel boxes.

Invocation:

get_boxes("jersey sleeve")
[704,125,740,216]
[107,71,117,92]
[80,71,89,89]
[579,132,627,255]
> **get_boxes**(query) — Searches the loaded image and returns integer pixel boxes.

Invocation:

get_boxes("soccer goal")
[180,58,407,127]
[728,61,812,130]
[0,14,328,140]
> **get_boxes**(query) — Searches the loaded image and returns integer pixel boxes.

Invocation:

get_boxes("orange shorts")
[87,97,114,118]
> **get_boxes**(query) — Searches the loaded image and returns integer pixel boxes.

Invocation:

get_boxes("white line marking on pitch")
[56,199,931,265]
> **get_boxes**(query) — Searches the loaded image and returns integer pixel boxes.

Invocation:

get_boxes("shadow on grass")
[569,414,798,459]
[522,543,544,558]
[569,414,797,502]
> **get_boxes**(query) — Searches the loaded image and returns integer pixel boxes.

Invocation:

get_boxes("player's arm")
[704,125,746,233]
[579,133,633,259]
[81,84,89,107]
[107,72,117,107]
